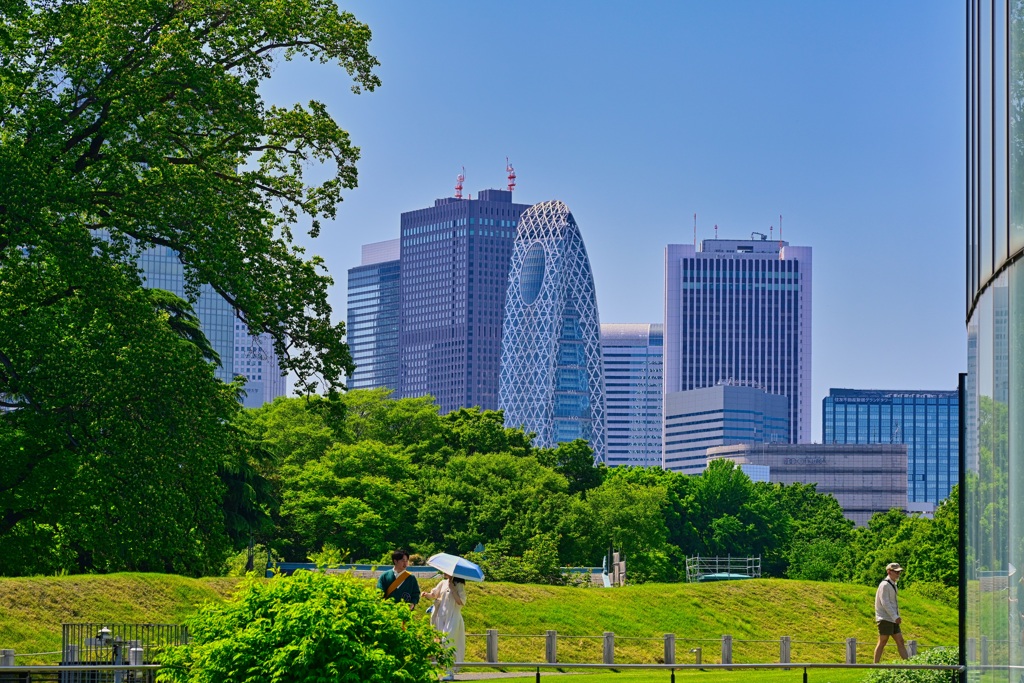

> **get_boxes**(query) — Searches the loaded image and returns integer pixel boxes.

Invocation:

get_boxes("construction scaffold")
[685,555,761,583]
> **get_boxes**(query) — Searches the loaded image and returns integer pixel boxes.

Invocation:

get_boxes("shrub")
[861,647,959,683]
[157,570,448,683]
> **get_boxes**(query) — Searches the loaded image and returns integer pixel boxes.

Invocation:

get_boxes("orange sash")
[385,570,410,597]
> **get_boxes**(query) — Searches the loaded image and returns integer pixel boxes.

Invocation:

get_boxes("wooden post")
[545,630,557,664]
[780,636,791,664]
[603,632,615,664]
[721,635,732,665]
[0,650,14,667]
[907,640,917,657]
[845,637,857,664]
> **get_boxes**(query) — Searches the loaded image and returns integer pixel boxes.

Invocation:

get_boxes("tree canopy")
[0,0,379,575]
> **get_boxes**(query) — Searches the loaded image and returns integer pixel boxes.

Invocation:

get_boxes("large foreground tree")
[0,0,378,574]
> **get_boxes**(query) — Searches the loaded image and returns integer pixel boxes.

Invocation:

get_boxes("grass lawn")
[0,573,957,672]
[455,669,869,683]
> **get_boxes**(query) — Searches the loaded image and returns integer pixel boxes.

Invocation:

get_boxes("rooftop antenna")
[770,224,773,241]
[455,167,464,199]
[506,157,516,192]
[714,224,718,240]
[693,213,697,248]
[778,214,783,259]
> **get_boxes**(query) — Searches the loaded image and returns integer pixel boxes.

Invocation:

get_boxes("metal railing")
[463,630,940,665]
[0,661,967,683]
[453,661,965,683]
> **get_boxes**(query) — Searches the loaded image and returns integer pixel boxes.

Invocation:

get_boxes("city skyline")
[260,2,965,442]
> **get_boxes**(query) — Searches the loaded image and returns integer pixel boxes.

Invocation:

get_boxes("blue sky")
[263,2,965,442]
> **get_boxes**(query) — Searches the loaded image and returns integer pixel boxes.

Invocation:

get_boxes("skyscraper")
[233,326,287,408]
[822,388,959,507]
[663,238,812,444]
[397,189,531,412]
[499,200,607,462]
[663,384,789,474]
[346,239,401,391]
[135,243,235,384]
[135,241,287,406]
[601,323,663,467]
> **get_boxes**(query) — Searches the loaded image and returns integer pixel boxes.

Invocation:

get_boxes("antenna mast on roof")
[455,167,465,199]
[774,214,782,259]
[714,224,718,240]
[506,157,516,192]
[693,213,697,248]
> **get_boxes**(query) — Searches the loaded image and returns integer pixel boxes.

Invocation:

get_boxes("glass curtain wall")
[966,0,1024,679]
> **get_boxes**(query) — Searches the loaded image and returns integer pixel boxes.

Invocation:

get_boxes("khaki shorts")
[877,620,901,636]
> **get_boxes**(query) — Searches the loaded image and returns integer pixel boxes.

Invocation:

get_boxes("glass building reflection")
[966,0,1024,678]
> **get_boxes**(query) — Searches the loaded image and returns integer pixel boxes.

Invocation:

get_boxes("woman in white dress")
[422,574,466,680]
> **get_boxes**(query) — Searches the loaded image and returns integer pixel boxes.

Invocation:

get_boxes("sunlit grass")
[0,574,956,670]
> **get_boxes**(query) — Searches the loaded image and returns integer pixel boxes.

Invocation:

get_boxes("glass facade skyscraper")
[397,189,530,412]
[966,1,1024,677]
[499,200,607,462]
[601,323,663,467]
[822,388,958,506]
[233,326,287,408]
[664,238,812,444]
[663,385,789,474]
[346,239,401,391]
[134,244,235,384]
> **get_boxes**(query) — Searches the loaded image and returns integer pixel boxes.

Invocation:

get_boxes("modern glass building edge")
[965,0,1024,677]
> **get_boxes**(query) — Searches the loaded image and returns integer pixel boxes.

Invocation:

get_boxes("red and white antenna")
[455,166,465,199]
[506,157,516,192]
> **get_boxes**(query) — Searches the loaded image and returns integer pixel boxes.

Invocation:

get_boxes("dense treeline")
[232,390,958,591]
[0,386,958,590]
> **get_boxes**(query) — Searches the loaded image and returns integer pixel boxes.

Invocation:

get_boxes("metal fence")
[0,662,966,683]
[37,624,191,683]
[685,555,762,583]
[463,630,942,665]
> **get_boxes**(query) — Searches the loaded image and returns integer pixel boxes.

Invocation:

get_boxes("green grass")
[469,670,870,683]
[495,670,869,683]
[0,575,957,669]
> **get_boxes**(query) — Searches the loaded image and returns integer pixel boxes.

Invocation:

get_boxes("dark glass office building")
[966,0,1024,677]
[346,239,401,391]
[822,389,958,507]
[398,189,530,412]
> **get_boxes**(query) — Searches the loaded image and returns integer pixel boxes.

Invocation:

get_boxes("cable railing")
[0,662,966,683]
[461,630,947,666]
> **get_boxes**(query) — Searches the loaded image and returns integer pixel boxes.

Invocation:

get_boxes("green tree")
[583,476,672,582]
[415,453,573,558]
[0,255,237,575]
[1,0,381,574]
[1,0,379,391]
[277,441,417,561]
[685,459,790,562]
[158,571,447,683]
[536,439,605,495]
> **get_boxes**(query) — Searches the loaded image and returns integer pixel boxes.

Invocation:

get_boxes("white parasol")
[426,552,485,582]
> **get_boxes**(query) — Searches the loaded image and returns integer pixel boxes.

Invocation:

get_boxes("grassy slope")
[0,575,956,666]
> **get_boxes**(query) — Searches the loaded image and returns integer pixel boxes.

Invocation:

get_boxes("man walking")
[377,549,420,609]
[874,562,909,662]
